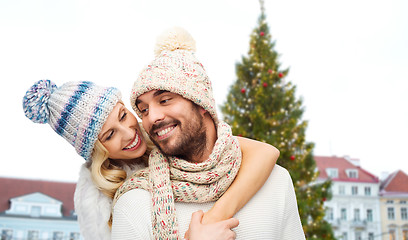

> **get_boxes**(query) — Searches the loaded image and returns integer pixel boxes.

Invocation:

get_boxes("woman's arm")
[202,137,279,223]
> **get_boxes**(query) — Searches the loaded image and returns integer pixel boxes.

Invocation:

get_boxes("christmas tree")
[221,1,334,239]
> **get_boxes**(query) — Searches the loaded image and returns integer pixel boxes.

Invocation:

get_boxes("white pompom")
[154,27,196,57]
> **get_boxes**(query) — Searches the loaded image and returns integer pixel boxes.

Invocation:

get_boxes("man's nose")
[147,105,165,125]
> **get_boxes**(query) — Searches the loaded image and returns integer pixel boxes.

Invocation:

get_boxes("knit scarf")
[112,121,241,240]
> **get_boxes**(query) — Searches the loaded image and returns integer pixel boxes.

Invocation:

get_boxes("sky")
[1,0,407,182]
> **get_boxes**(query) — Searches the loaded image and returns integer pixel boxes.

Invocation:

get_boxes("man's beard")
[149,107,207,161]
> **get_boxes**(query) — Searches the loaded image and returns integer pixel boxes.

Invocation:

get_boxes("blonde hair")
[88,125,153,199]
[88,141,124,199]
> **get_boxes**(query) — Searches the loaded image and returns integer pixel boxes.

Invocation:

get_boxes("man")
[111,27,305,240]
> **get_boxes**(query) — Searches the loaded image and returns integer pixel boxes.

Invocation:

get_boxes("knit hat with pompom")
[22,80,121,161]
[130,27,218,123]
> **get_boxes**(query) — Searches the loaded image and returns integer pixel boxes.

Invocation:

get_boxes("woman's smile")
[123,132,141,151]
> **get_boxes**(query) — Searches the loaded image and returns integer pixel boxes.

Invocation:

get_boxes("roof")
[9,192,63,204]
[381,170,408,193]
[0,177,76,217]
[314,156,379,183]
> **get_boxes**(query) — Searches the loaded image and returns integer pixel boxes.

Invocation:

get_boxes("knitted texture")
[113,121,242,240]
[23,79,58,123]
[74,162,146,240]
[112,165,307,240]
[130,27,218,124]
[22,80,121,161]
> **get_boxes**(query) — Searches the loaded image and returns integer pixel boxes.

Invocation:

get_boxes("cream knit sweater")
[111,165,305,240]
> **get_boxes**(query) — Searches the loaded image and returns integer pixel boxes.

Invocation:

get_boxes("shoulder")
[77,163,91,182]
[232,165,301,238]
[261,164,293,191]
[74,164,97,202]
[74,164,112,240]
[270,164,291,179]
[111,189,153,239]
[113,189,152,220]
[115,188,151,207]
[233,164,295,222]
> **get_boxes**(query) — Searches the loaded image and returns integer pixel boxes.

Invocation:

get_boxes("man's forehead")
[136,90,159,103]
[137,90,163,100]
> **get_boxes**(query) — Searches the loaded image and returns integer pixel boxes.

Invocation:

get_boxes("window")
[389,229,396,240]
[402,208,408,220]
[28,230,39,240]
[1,230,13,240]
[367,209,373,222]
[401,200,407,204]
[326,207,333,220]
[70,210,77,217]
[368,232,374,240]
[388,207,395,220]
[387,200,394,204]
[53,232,63,240]
[339,185,345,195]
[364,186,371,196]
[346,169,358,178]
[352,186,358,195]
[30,206,41,217]
[402,229,408,240]
[69,232,80,240]
[355,231,362,240]
[341,208,347,220]
[354,208,360,221]
[342,232,348,240]
[327,168,339,178]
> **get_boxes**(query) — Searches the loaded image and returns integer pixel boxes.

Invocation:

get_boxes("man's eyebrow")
[135,98,142,106]
[154,90,168,97]
[135,90,169,106]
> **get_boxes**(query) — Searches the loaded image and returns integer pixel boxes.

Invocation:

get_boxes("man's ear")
[198,107,207,117]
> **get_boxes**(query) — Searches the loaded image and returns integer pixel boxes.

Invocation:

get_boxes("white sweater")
[111,165,305,240]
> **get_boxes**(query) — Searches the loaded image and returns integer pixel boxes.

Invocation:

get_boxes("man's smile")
[156,125,176,140]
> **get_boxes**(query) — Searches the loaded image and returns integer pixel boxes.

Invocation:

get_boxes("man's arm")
[202,137,279,223]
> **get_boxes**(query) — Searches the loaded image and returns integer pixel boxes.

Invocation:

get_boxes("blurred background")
[1,0,407,181]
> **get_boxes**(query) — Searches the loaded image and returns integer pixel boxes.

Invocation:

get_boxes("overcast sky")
[1,0,407,182]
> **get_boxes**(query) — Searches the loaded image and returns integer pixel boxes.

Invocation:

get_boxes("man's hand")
[184,210,239,240]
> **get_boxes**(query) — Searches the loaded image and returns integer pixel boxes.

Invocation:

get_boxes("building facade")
[0,177,82,240]
[2,161,407,239]
[315,156,381,240]
[379,170,408,240]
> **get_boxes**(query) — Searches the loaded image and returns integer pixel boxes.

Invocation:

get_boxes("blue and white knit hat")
[130,27,218,124]
[23,80,121,161]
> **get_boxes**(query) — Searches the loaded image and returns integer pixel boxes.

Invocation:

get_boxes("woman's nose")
[119,124,134,141]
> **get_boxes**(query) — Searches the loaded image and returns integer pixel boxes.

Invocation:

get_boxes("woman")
[23,79,279,239]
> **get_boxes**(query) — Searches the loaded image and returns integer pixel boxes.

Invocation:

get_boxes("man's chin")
[157,143,182,156]
[159,147,177,156]
[152,135,184,156]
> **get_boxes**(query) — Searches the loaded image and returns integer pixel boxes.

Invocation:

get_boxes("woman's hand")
[201,208,225,224]
[184,210,239,240]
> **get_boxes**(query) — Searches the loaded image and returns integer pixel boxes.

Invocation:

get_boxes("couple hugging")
[23,27,305,240]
